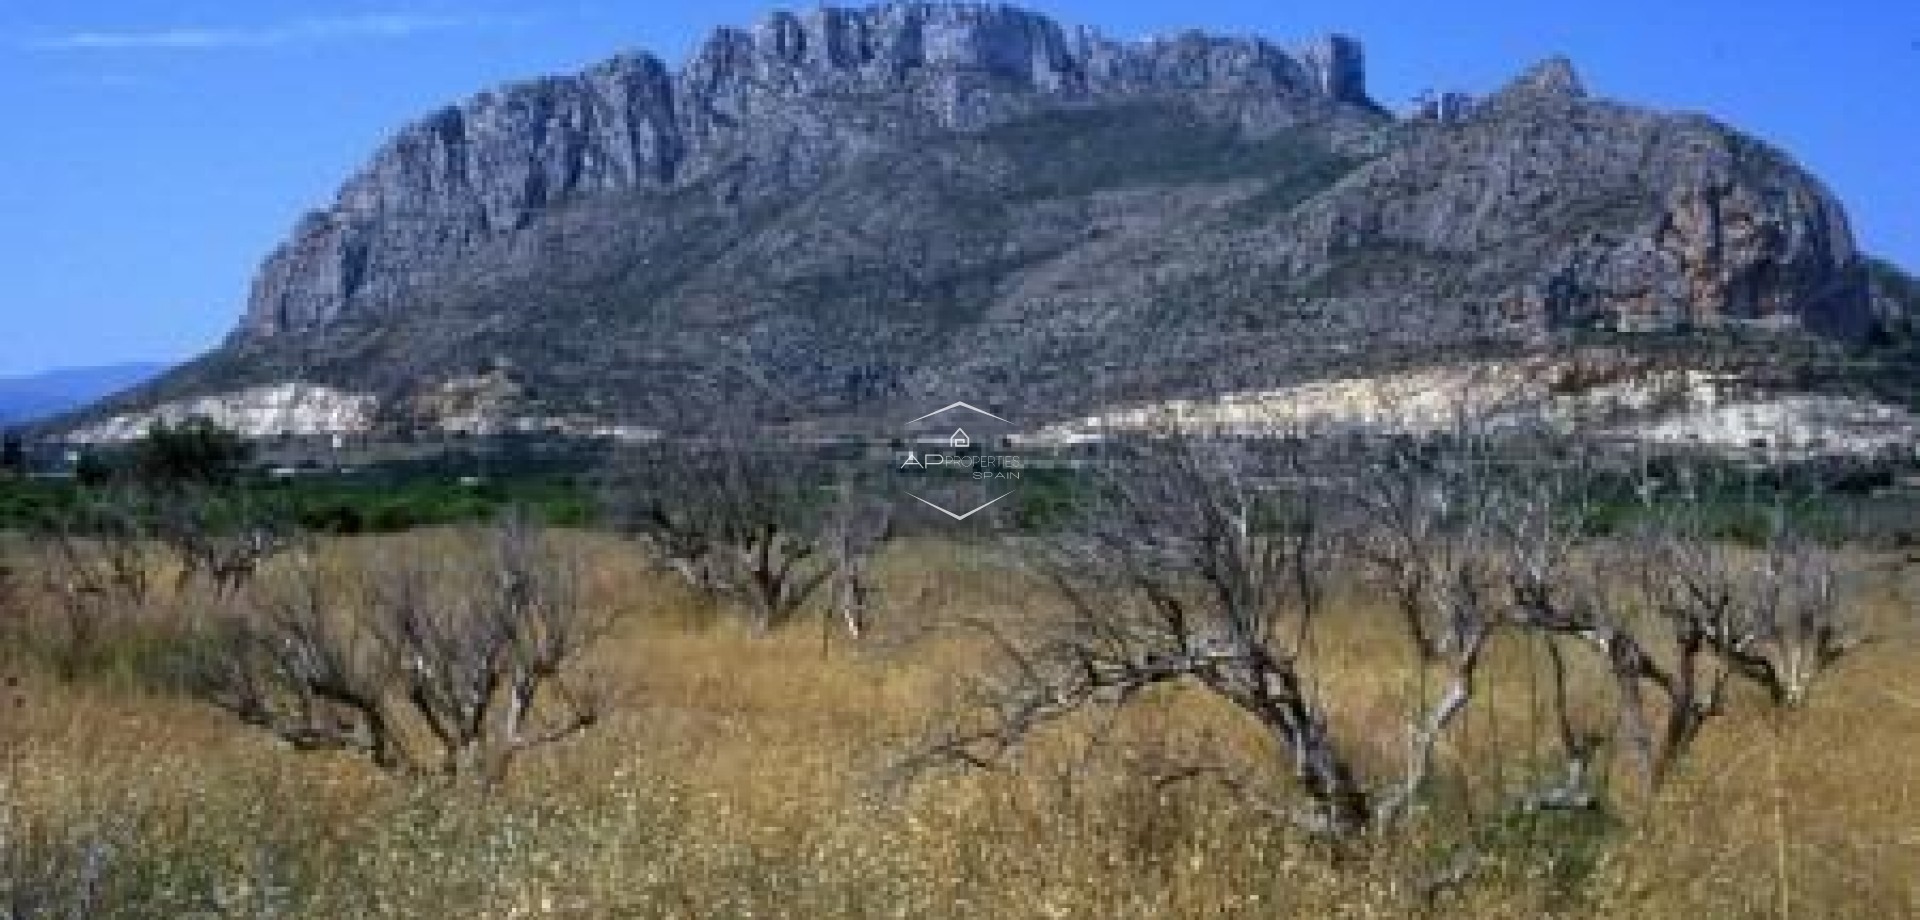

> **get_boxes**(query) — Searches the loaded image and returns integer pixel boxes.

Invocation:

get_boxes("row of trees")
[10,430,901,786]
[910,428,1864,858]
[7,421,1870,820]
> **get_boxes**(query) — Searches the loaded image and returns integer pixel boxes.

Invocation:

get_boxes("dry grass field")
[2,532,1916,918]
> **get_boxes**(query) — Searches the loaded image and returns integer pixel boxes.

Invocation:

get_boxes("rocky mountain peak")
[236,3,1377,342]
[1489,56,1587,107]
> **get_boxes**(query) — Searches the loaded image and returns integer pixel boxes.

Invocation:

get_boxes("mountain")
[75,3,1883,441]
[0,362,168,426]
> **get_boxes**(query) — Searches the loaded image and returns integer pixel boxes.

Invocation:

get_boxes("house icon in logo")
[950,428,970,449]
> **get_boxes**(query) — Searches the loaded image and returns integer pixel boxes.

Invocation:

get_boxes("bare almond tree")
[609,440,884,636]
[1499,449,1861,789]
[373,511,603,780]
[156,488,297,599]
[1739,524,1858,706]
[1339,428,1544,820]
[1619,466,1860,725]
[189,511,610,785]
[912,436,1382,835]
[823,486,893,641]
[26,494,157,680]
[192,552,400,768]
[911,433,1570,836]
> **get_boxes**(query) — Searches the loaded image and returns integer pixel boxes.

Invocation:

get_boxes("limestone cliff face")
[64,384,375,444]
[238,2,1371,340]
[244,51,684,338]
[1284,59,1868,338]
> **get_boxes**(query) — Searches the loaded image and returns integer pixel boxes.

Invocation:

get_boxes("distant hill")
[0,362,169,426]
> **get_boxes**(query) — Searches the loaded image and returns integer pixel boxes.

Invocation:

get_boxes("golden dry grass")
[1,533,1916,918]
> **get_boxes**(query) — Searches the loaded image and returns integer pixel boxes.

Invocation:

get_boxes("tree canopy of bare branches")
[188,511,611,785]
[152,485,299,599]
[605,440,889,636]
[915,437,1387,834]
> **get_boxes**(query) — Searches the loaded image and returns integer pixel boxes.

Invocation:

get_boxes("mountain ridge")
[0,362,169,427]
[236,3,1379,341]
[77,2,1883,441]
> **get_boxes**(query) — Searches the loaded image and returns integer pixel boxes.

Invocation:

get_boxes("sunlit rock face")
[64,384,377,443]
[1024,358,1918,458]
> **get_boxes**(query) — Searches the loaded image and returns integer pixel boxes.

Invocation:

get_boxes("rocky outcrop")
[1483,56,1585,109]
[245,51,684,338]
[64,384,376,443]
[1869,258,1920,338]
[1279,58,1869,338]
[238,3,1374,340]
[1025,358,1919,457]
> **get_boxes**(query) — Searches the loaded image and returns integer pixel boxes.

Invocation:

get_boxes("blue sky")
[2,0,1915,376]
